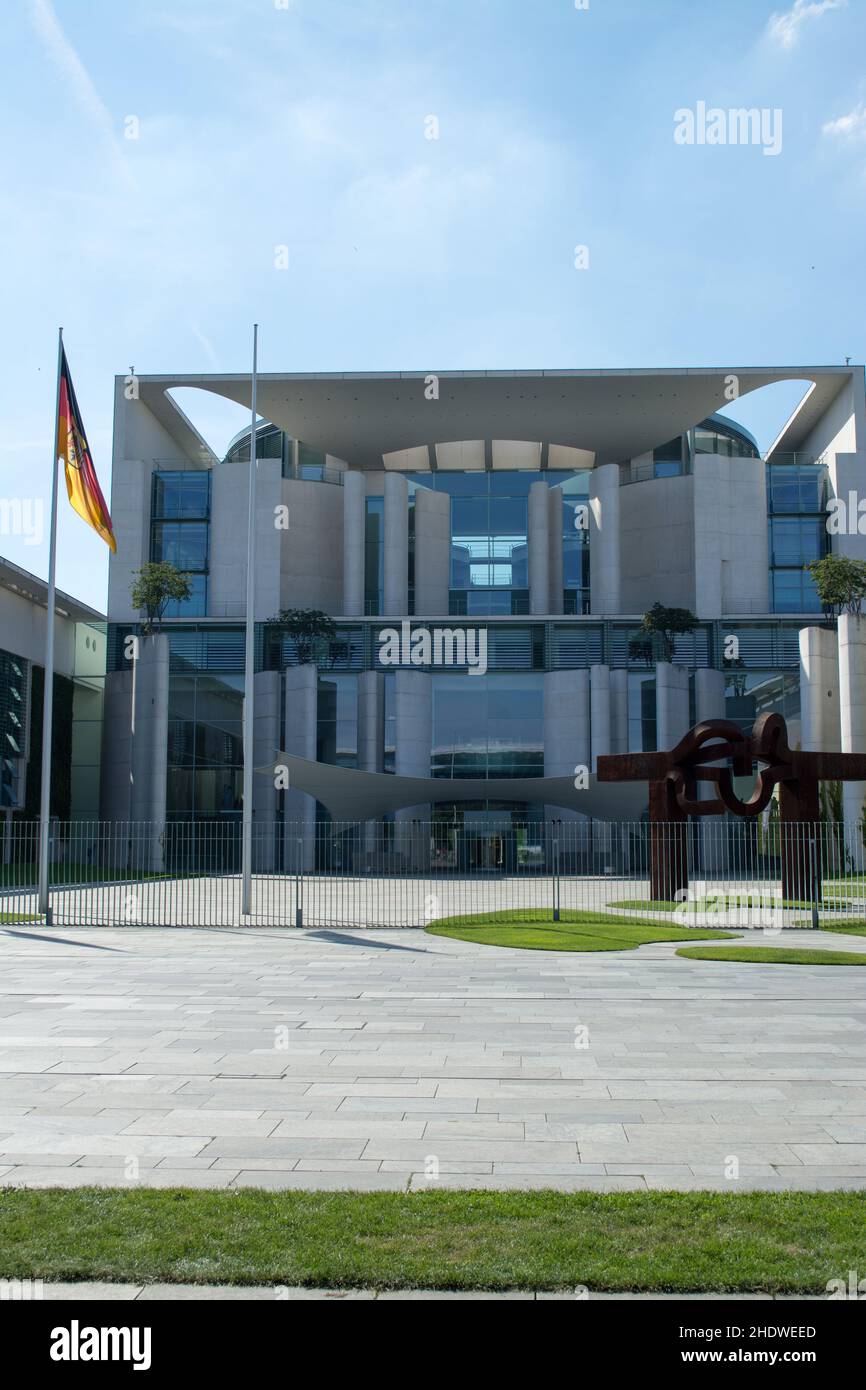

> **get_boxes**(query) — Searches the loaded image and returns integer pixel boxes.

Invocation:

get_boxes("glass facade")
[431,673,543,778]
[408,469,589,616]
[724,670,799,736]
[0,647,27,808]
[364,496,384,615]
[646,416,760,479]
[693,418,760,459]
[223,422,286,467]
[653,435,689,478]
[150,470,210,617]
[166,673,243,818]
[767,462,829,613]
[559,474,591,613]
[317,675,358,768]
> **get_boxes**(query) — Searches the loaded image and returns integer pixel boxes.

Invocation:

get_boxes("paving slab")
[0,924,864,1190]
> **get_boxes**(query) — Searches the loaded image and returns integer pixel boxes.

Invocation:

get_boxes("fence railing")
[0,819,863,930]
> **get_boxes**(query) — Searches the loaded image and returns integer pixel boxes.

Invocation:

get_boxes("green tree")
[272,608,337,665]
[130,562,192,633]
[641,602,699,663]
[806,554,866,616]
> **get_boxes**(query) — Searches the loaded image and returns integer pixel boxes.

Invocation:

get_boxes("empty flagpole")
[241,323,259,915]
[37,327,64,920]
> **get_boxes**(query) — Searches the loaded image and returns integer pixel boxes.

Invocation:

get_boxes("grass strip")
[677,946,866,966]
[427,909,733,952]
[0,1188,864,1293]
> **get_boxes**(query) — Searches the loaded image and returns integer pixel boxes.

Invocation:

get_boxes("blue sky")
[1,0,864,609]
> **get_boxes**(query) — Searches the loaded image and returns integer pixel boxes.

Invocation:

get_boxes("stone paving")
[23,1282,817,1300]
[0,924,865,1192]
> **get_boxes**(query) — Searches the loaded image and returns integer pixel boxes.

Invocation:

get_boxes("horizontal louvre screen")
[549,624,604,668]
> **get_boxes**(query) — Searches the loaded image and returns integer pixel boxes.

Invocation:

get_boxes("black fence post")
[295,835,303,929]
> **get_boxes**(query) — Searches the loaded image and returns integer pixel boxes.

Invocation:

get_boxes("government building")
[97,366,866,871]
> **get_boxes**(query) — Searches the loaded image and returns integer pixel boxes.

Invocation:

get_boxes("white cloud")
[767,0,847,49]
[190,324,221,370]
[822,102,866,139]
[26,0,134,189]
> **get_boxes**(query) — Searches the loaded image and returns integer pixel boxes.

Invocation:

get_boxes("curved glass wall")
[643,415,760,480]
[693,415,760,460]
[431,673,544,779]
[223,422,286,466]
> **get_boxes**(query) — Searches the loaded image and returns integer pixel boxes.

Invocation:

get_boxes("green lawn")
[613,895,846,913]
[0,914,39,924]
[822,922,866,937]
[426,909,734,952]
[677,946,866,966]
[0,1188,864,1292]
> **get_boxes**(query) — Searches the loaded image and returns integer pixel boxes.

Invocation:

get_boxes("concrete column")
[544,669,590,776]
[359,671,385,773]
[342,470,365,616]
[100,667,134,829]
[528,481,550,616]
[252,671,281,870]
[589,664,611,772]
[130,634,169,871]
[282,664,318,871]
[358,671,384,855]
[590,663,614,861]
[838,615,866,843]
[695,667,726,724]
[394,670,432,868]
[828,454,866,565]
[413,486,450,614]
[799,626,841,752]
[610,669,629,753]
[547,486,564,615]
[544,668,590,863]
[655,662,690,750]
[694,668,727,873]
[384,472,409,614]
[589,463,621,615]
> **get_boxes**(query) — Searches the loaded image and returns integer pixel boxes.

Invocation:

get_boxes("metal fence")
[1,818,864,930]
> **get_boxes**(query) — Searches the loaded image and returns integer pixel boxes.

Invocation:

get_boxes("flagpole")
[38,327,64,920]
[241,324,259,915]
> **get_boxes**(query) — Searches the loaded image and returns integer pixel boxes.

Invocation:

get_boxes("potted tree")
[130,562,192,633]
[270,608,337,665]
[641,602,698,664]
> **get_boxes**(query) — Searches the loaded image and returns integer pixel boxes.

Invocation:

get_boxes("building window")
[652,436,687,478]
[767,463,829,614]
[560,476,590,612]
[364,496,384,615]
[150,471,210,617]
[317,675,358,769]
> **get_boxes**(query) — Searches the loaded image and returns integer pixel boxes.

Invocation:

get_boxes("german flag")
[58,347,116,552]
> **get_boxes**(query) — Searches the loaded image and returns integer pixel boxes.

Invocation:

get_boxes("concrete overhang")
[263,754,647,821]
[0,555,105,624]
[128,366,859,469]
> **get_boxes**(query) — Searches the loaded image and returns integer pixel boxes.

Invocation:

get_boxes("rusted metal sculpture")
[597,713,866,902]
